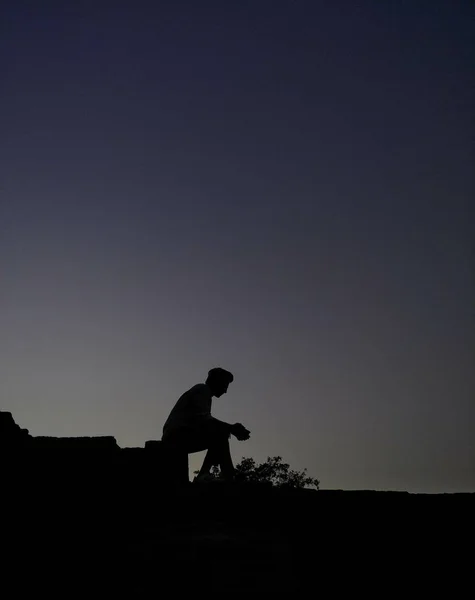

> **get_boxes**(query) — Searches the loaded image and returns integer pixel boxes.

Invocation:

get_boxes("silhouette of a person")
[162,368,250,482]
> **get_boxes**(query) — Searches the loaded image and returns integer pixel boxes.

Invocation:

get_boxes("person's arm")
[230,423,251,440]
[210,415,232,430]
[192,386,250,438]
[190,386,227,426]
[208,418,250,440]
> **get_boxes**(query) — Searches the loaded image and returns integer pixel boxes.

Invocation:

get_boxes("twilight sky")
[1,0,473,492]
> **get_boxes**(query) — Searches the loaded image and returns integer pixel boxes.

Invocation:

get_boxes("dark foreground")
[1,411,471,595]
[2,472,472,596]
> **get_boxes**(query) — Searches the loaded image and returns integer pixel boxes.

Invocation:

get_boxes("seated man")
[162,368,250,482]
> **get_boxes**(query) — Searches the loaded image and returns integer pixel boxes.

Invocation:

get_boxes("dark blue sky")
[1,0,473,491]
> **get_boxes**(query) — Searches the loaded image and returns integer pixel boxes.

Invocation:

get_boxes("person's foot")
[193,473,227,484]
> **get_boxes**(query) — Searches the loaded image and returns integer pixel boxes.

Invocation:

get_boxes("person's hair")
[206,367,234,385]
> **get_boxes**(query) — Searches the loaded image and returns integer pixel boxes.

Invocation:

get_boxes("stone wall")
[0,410,188,484]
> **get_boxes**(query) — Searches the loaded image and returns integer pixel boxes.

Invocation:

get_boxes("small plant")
[196,456,320,489]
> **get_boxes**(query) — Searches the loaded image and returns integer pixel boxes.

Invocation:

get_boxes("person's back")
[162,383,212,439]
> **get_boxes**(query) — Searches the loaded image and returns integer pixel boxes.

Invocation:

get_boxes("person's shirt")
[162,383,213,438]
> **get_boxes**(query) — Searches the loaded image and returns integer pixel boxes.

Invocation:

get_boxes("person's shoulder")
[178,383,209,404]
[178,383,211,403]
[189,383,210,395]
[180,383,208,397]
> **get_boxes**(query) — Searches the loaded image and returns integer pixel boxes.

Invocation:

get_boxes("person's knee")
[203,420,230,440]
[208,431,230,449]
[210,436,228,450]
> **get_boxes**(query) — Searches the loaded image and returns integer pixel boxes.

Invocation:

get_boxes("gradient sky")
[1,1,473,492]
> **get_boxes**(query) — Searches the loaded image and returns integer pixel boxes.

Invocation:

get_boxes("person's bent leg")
[168,420,235,480]
[195,421,235,480]
[198,434,234,480]
[198,439,218,476]
[216,435,235,480]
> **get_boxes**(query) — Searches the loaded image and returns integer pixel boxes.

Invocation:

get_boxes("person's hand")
[231,423,251,441]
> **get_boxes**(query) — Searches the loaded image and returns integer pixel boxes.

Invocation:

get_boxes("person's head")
[206,367,234,397]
